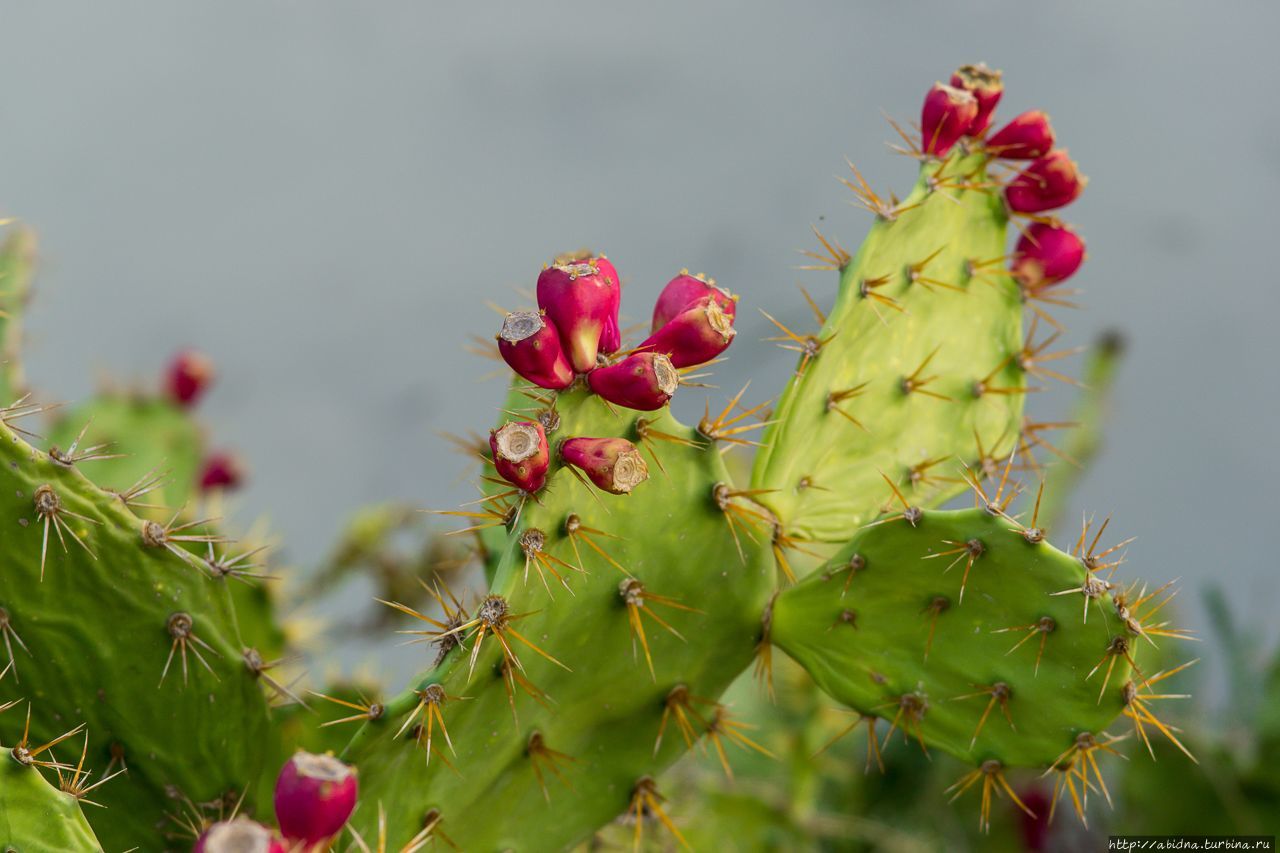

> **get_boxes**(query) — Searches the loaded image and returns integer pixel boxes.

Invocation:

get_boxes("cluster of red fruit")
[193,751,358,852]
[488,260,738,496]
[924,64,1087,295]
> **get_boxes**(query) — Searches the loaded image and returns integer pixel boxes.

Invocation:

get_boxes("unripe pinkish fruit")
[199,451,246,493]
[497,311,575,390]
[489,421,550,492]
[637,295,736,368]
[1004,150,1086,214]
[921,82,978,157]
[651,271,738,332]
[536,255,621,373]
[273,751,358,844]
[194,818,286,853]
[560,436,649,495]
[1011,223,1086,291]
[950,63,1003,135]
[587,352,678,411]
[166,349,214,407]
[987,111,1056,160]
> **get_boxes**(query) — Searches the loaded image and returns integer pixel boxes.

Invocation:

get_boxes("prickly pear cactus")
[0,65,1192,851]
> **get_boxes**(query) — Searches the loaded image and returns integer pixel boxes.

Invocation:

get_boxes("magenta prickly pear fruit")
[166,349,215,407]
[536,255,621,373]
[1004,150,1086,213]
[587,352,678,411]
[199,451,246,492]
[559,436,649,494]
[637,295,736,368]
[950,63,1003,135]
[987,110,1056,160]
[921,82,978,157]
[596,255,623,355]
[194,818,286,853]
[489,421,551,492]
[498,311,575,390]
[273,751,359,845]
[1011,222,1086,290]
[600,313,622,355]
[651,271,738,332]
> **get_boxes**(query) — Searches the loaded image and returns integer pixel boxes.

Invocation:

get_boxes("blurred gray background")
[2,3,1277,686]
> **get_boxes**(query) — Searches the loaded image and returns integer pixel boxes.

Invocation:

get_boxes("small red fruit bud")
[987,110,1056,160]
[651,271,737,332]
[194,818,286,853]
[273,751,358,844]
[489,421,550,492]
[950,63,1003,135]
[536,255,621,373]
[587,352,678,411]
[199,451,246,493]
[166,349,214,407]
[497,311,575,390]
[1004,150,1086,214]
[560,436,649,495]
[921,82,978,157]
[637,295,736,368]
[1011,223,1085,291]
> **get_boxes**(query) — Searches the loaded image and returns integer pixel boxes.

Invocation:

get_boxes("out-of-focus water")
[2,2,1277,689]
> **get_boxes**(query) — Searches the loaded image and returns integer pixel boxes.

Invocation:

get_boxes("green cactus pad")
[0,745,103,851]
[0,415,271,850]
[771,506,1134,767]
[751,153,1025,545]
[344,387,774,850]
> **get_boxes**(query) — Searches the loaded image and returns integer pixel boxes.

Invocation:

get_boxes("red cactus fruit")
[921,82,978,157]
[1005,150,1086,214]
[987,111,1056,160]
[194,817,286,853]
[651,271,737,332]
[1011,223,1085,291]
[587,352,678,411]
[497,311,575,390]
[199,451,246,493]
[560,436,649,494]
[600,313,622,355]
[166,349,215,407]
[637,295,736,369]
[596,254,623,355]
[273,751,358,845]
[536,255,621,373]
[489,421,550,492]
[950,63,1003,135]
